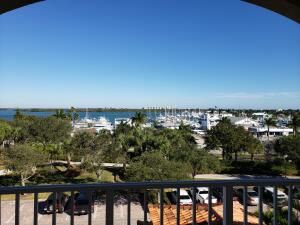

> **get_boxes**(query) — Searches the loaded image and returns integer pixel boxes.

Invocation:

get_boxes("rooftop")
[148,201,262,225]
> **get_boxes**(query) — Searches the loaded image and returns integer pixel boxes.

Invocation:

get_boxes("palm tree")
[220,117,231,124]
[264,117,276,140]
[131,112,147,127]
[73,112,80,121]
[14,108,24,120]
[291,113,300,135]
[53,109,66,119]
[68,107,79,124]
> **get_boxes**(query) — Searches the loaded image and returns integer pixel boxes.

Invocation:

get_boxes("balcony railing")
[0,178,299,225]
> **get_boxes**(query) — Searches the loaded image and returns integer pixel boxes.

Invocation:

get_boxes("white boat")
[94,117,113,132]
[73,114,113,133]
[114,118,132,129]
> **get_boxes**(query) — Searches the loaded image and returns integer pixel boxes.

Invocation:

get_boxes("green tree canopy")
[69,131,95,160]
[205,120,250,160]
[14,109,24,120]
[0,120,11,144]
[274,135,300,169]
[264,117,276,140]
[9,114,37,144]
[125,151,191,181]
[114,121,132,136]
[243,134,264,161]
[188,148,221,178]
[53,109,67,119]
[82,131,114,180]
[291,113,300,134]
[4,144,46,186]
[131,112,147,127]
[28,117,72,148]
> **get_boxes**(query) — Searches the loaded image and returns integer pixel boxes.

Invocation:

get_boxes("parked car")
[255,186,287,206]
[170,189,193,205]
[65,192,95,215]
[212,187,239,203]
[266,187,287,205]
[293,186,300,195]
[212,187,223,203]
[44,192,68,213]
[235,188,259,205]
[191,187,217,204]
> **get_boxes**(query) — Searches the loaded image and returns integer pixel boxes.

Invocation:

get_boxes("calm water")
[0,109,158,122]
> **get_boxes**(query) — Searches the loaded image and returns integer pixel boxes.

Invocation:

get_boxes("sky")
[0,0,300,109]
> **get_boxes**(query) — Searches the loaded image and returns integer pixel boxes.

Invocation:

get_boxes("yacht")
[94,117,113,132]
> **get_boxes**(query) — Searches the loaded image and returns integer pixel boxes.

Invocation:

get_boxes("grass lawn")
[0,164,123,201]
[1,192,51,201]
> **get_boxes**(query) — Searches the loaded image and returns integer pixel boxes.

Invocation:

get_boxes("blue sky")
[1,0,299,109]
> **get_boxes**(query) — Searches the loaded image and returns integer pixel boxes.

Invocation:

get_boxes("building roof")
[148,204,220,225]
[148,201,261,225]
[212,202,261,225]
[229,117,247,124]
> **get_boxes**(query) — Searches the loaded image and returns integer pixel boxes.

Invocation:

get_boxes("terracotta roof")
[148,201,261,225]
[148,204,220,225]
[212,201,261,225]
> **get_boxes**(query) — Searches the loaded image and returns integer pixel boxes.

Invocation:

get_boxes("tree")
[53,109,66,119]
[243,134,264,161]
[14,109,24,120]
[125,151,191,181]
[274,135,300,169]
[205,120,248,161]
[83,152,105,181]
[9,114,36,144]
[131,112,147,127]
[114,121,132,136]
[291,113,300,135]
[4,144,46,186]
[69,131,94,163]
[28,117,72,150]
[83,131,113,180]
[67,107,80,125]
[115,132,134,170]
[0,120,11,145]
[259,209,300,225]
[264,117,276,140]
[188,149,221,178]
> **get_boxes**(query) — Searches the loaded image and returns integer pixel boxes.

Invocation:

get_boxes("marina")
[0,108,294,139]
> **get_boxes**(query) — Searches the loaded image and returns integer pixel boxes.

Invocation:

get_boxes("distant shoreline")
[0,108,165,112]
[0,108,299,113]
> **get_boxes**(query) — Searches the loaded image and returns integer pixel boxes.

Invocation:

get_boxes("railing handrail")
[1,178,300,194]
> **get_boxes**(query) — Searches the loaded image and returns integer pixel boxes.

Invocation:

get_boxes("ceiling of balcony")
[243,0,300,23]
[1,0,300,23]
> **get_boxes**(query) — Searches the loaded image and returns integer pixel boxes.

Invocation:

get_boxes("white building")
[229,117,259,129]
[200,113,235,130]
[252,112,269,123]
[200,113,220,130]
[248,126,293,139]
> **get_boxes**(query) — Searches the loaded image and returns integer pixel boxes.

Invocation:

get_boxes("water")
[0,109,159,122]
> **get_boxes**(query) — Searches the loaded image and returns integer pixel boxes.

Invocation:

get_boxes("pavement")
[1,199,147,225]
[51,161,128,168]
[194,174,300,180]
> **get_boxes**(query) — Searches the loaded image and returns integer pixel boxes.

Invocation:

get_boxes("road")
[1,199,147,225]
[194,174,300,180]
[51,161,128,168]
